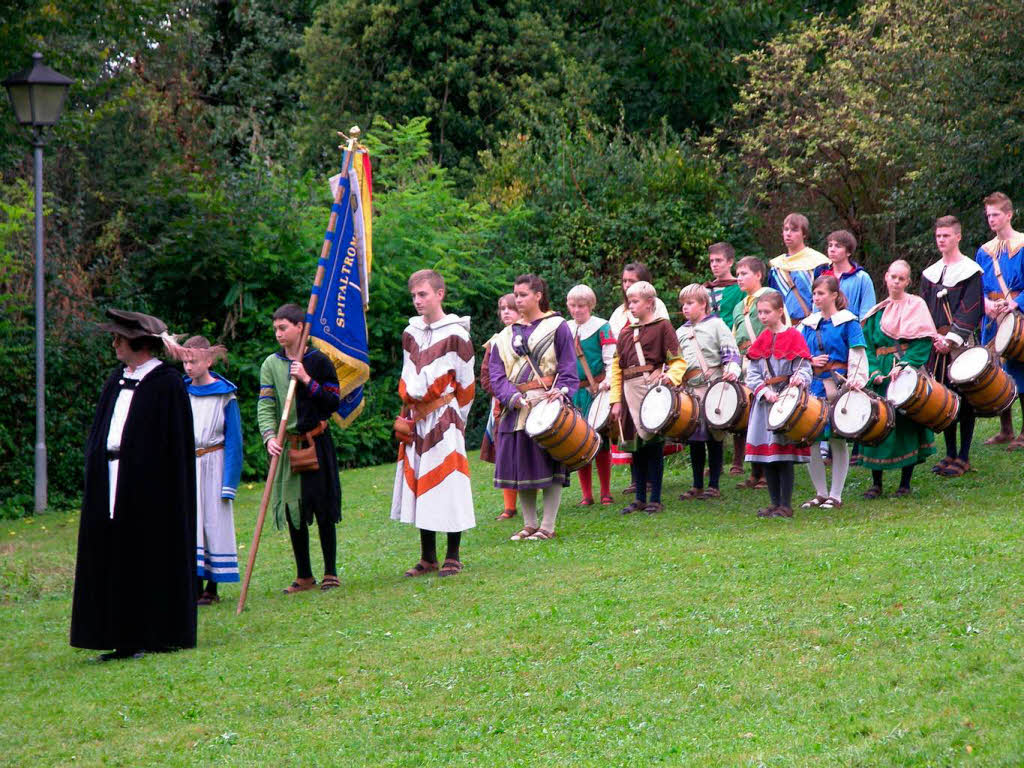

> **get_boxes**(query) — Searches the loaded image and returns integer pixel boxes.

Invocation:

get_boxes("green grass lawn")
[3,421,1023,767]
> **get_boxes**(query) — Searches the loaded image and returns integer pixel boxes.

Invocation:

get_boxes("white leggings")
[807,438,850,501]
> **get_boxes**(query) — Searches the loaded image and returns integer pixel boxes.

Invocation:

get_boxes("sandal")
[527,528,556,540]
[931,456,954,474]
[862,486,882,500]
[756,506,777,518]
[1006,437,1024,451]
[735,477,758,489]
[496,509,517,520]
[403,560,438,577]
[701,488,721,499]
[800,495,828,509]
[438,558,463,577]
[282,577,317,594]
[753,479,768,490]
[510,526,539,541]
[729,465,745,475]
[679,487,704,501]
[939,458,970,477]
[578,497,595,507]
[197,591,220,606]
[621,483,637,495]
[819,497,842,509]
[772,506,794,518]
[985,432,1014,445]
[644,502,664,514]
[894,487,912,497]
[600,495,614,505]
[619,501,645,516]
[320,574,341,591]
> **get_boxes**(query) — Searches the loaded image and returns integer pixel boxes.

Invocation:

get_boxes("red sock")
[596,450,611,498]
[502,488,517,511]
[577,464,594,502]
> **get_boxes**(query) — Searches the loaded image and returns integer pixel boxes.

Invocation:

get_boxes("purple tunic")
[489,316,579,489]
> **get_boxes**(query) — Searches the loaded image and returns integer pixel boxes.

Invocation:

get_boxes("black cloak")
[70,362,198,651]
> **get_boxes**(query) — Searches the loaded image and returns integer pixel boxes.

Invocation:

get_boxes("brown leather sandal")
[772,506,794,518]
[403,560,438,577]
[939,457,970,477]
[644,502,664,514]
[679,487,704,501]
[701,488,721,499]
[282,577,317,594]
[931,456,953,474]
[496,509,517,520]
[801,495,828,509]
[320,575,341,590]
[862,486,882,500]
[527,528,556,540]
[438,559,464,577]
[510,526,539,541]
[756,506,777,518]
[619,501,645,515]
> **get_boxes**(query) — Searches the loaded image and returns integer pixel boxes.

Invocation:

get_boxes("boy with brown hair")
[768,213,829,323]
[257,303,342,593]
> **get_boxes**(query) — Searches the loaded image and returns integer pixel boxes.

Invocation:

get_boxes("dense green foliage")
[5,433,1024,762]
[2,0,1022,514]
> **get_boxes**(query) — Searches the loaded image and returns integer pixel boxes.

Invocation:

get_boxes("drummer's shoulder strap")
[632,324,647,368]
[991,240,1014,299]
[574,329,597,390]
[686,325,711,378]
[776,267,813,318]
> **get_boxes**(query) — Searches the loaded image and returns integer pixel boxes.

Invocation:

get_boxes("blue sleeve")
[800,325,818,355]
[846,318,866,349]
[856,272,876,319]
[221,397,243,500]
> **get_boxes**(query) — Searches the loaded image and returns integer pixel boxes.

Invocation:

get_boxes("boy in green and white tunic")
[566,284,616,505]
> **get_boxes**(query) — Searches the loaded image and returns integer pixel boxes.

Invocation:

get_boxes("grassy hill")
[3,422,1023,766]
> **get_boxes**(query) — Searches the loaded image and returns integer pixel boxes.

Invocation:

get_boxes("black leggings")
[871,466,914,491]
[943,399,976,461]
[690,439,723,489]
[420,530,462,563]
[630,440,664,503]
[287,512,337,579]
[763,462,795,508]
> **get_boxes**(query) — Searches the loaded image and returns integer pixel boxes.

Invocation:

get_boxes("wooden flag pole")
[237,127,361,615]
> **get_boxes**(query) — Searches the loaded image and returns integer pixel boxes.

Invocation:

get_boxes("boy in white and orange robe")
[390,270,476,577]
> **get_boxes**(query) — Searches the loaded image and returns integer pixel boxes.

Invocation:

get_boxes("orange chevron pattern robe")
[390,314,476,532]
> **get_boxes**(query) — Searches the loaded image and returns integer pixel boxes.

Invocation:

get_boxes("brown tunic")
[615,319,682,442]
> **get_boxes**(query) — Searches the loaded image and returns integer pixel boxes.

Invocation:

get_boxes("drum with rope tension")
[830,388,895,446]
[639,385,700,441]
[886,366,960,431]
[702,380,753,433]
[994,312,1024,364]
[948,346,1018,415]
[525,398,601,472]
[767,386,829,445]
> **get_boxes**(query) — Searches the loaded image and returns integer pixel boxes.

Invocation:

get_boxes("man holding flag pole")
[237,128,372,613]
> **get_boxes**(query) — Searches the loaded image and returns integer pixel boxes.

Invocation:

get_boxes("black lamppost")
[3,52,72,513]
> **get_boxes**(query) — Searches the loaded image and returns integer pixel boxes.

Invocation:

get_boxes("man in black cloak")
[71,309,197,661]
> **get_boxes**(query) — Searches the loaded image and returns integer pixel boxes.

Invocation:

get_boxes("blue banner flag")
[308,152,372,427]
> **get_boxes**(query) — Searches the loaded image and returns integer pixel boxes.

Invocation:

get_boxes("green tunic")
[859,312,936,469]
[708,282,743,326]
[568,317,613,416]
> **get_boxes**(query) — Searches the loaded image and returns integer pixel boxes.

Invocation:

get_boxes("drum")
[639,385,700,441]
[948,346,1019,415]
[767,386,829,444]
[886,366,960,431]
[525,399,601,471]
[830,389,895,446]
[995,312,1024,363]
[703,380,753,433]
[587,390,611,433]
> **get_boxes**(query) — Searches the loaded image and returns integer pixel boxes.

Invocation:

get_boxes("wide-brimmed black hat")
[96,308,168,339]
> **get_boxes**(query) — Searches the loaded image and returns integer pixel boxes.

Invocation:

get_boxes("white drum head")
[949,346,990,383]
[587,390,610,429]
[833,389,872,434]
[704,381,739,427]
[525,398,560,436]
[639,386,673,432]
[767,387,802,429]
[886,367,919,407]
[995,313,1016,353]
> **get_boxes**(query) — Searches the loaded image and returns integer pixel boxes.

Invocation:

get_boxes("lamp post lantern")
[3,52,72,513]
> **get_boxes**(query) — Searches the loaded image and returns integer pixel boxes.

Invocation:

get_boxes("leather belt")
[875,344,907,356]
[682,368,703,383]
[288,420,327,439]
[763,375,789,387]
[196,443,224,457]
[622,365,654,380]
[987,290,1020,301]
[738,341,751,353]
[105,449,120,461]
[812,361,846,374]
[408,392,455,422]
[516,376,554,393]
